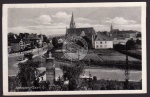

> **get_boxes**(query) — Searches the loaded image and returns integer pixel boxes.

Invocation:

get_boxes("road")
[8,46,48,76]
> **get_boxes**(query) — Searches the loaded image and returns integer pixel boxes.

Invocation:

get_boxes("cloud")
[9,25,66,35]
[27,23,68,30]
[93,24,110,31]
[8,26,32,34]
[105,17,137,25]
[76,17,90,21]
[36,15,52,24]
[52,12,71,19]
[116,24,141,31]
[76,23,92,27]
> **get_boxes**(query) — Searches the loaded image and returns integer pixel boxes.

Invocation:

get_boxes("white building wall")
[95,41,113,49]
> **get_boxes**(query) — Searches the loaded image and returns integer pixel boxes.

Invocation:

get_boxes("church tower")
[70,12,76,29]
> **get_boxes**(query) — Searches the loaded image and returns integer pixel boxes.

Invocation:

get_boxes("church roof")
[67,27,95,36]
[66,27,96,41]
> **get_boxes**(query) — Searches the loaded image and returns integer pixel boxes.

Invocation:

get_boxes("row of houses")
[65,13,141,49]
[8,33,44,53]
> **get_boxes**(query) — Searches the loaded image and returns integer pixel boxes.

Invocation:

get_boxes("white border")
[3,2,147,95]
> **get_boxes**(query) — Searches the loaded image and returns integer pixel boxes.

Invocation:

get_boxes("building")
[9,39,25,53]
[23,33,43,48]
[94,33,113,49]
[109,24,137,45]
[112,30,137,45]
[66,12,97,48]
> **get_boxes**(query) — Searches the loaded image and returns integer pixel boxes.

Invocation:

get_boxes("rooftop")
[95,32,113,41]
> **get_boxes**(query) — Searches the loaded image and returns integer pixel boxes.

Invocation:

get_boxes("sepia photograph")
[3,2,146,95]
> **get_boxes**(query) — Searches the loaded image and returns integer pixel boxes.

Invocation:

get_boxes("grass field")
[128,50,141,56]
[52,49,141,62]
[88,49,140,62]
[83,53,103,62]
[99,56,140,62]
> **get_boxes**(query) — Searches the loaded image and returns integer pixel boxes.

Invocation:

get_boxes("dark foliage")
[82,36,92,49]
[114,44,126,50]
[126,39,136,50]
[24,52,34,60]
[136,39,141,45]
[52,37,58,48]
[16,60,41,87]
[60,62,85,90]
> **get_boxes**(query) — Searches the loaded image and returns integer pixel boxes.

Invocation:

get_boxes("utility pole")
[88,59,91,89]
[89,59,91,78]
[124,43,130,90]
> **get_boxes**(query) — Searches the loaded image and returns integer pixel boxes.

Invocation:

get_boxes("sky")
[8,7,141,36]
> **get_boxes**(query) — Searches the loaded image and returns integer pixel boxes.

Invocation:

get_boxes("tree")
[136,39,141,45]
[24,52,34,60]
[16,60,41,87]
[60,62,85,90]
[82,36,91,49]
[114,44,126,50]
[136,33,141,38]
[8,32,19,40]
[126,39,136,50]
[52,37,58,48]
[18,33,25,39]
[43,35,49,43]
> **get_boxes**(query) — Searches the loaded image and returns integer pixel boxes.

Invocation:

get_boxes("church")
[66,13,97,48]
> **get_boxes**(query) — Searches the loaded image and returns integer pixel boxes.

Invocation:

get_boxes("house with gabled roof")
[94,33,113,49]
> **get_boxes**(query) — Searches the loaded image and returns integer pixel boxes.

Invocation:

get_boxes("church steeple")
[70,12,76,29]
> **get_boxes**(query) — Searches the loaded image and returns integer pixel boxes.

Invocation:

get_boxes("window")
[105,41,107,44]
[100,41,102,44]
[96,45,99,48]
[100,45,103,48]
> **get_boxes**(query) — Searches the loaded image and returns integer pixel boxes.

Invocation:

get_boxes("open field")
[83,53,103,62]
[116,49,141,60]
[128,50,141,55]
[86,49,140,62]
[51,49,141,63]
[51,49,141,70]
[99,55,140,62]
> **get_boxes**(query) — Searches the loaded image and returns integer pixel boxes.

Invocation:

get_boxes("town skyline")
[8,7,141,36]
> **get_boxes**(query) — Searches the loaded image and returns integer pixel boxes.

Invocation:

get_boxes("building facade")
[94,33,113,49]
[109,24,137,45]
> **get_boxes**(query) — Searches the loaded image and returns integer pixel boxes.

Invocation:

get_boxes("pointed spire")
[70,12,76,29]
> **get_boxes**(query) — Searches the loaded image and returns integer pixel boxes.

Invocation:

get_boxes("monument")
[45,52,55,85]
